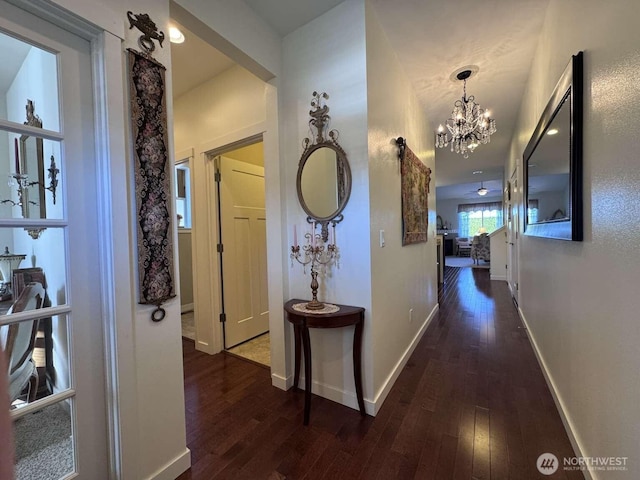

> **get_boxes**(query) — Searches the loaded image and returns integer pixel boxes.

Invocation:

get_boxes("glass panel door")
[0,1,107,477]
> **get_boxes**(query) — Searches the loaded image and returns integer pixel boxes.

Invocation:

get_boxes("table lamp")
[0,247,26,301]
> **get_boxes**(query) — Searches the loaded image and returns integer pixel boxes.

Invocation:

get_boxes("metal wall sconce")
[27,154,59,205]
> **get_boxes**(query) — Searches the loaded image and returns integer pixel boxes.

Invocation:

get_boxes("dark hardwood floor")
[178,267,582,479]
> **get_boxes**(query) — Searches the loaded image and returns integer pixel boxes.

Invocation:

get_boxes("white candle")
[293,224,297,247]
[333,223,337,246]
[312,222,316,246]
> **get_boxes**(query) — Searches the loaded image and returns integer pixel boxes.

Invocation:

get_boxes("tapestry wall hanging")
[401,145,431,245]
[128,46,175,319]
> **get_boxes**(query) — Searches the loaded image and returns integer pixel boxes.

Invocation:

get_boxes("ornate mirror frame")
[524,52,583,241]
[296,92,352,241]
[20,99,46,220]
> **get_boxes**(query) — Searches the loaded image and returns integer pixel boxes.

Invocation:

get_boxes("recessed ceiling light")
[472,170,483,175]
[547,128,559,135]
[169,26,185,44]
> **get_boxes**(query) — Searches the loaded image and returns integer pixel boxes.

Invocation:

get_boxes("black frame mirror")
[524,52,583,241]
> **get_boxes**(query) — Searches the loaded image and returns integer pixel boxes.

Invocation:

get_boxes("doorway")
[215,141,270,366]
[507,168,519,304]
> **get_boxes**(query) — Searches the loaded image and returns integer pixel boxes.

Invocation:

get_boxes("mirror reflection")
[300,146,340,219]
[524,51,582,241]
[527,94,571,225]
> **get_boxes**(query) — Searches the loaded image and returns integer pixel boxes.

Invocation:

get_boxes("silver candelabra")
[290,225,339,310]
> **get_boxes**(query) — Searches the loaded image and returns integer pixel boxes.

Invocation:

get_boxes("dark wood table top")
[284,299,365,328]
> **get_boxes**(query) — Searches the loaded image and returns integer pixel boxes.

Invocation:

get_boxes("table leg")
[301,325,312,425]
[353,318,366,416]
[293,324,301,389]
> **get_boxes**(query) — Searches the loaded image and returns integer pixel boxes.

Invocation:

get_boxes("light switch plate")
[380,230,385,247]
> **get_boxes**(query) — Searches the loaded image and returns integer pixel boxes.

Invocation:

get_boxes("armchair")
[471,233,491,264]
[0,282,46,405]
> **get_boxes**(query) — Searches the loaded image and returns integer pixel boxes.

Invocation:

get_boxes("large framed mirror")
[296,92,351,240]
[524,52,583,241]
[20,100,47,220]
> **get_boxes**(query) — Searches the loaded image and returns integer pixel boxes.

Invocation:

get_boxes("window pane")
[175,163,191,228]
[0,30,60,130]
[0,227,67,306]
[13,400,74,479]
[0,131,63,220]
[2,312,71,411]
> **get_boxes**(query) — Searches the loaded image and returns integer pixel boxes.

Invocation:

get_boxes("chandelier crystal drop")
[435,70,496,158]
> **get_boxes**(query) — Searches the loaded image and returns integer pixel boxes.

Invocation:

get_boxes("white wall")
[173,66,266,153]
[173,0,281,81]
[282,0,373,410]
[281,0,439,415]
[507,0,640,477]
[365,2,438,408]
[42,0,191,478]
[489,226,507,281]
[171,0,286,394]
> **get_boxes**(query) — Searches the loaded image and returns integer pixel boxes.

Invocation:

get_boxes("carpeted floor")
[13,402,73,479]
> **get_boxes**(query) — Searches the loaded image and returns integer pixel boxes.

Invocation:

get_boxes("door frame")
[193,130,264,354]
[213,147,268,350]
[5,2,135,477]
[507,167,520,305]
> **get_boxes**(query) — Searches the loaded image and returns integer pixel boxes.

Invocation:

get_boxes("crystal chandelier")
[435,69,496,158]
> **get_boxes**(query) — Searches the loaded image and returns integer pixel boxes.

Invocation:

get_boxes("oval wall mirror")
[296,92,351,240]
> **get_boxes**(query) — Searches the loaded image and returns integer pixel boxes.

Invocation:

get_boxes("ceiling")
[170,0,551,198]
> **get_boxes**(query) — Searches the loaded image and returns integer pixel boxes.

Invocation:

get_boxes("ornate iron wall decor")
[127,11,165,54]
[401,144,431,245]
[127,13,174,321]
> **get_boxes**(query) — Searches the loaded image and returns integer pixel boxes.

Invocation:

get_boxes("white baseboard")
[147,448,191,480]
[298,375,375,414]
[274,304,439,417]
[181,303,194,313]
[195,340,216,355]
[490,274,507,281]
[518,308,593,480]
[271,372,290,391]
[370,303,439,415]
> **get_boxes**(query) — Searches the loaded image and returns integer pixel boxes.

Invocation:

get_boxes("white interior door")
[507,169,519,304]
[0,2,107,477]
[218,156,269,348]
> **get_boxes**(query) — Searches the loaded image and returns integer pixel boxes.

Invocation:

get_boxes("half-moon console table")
[284,299,366,425]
